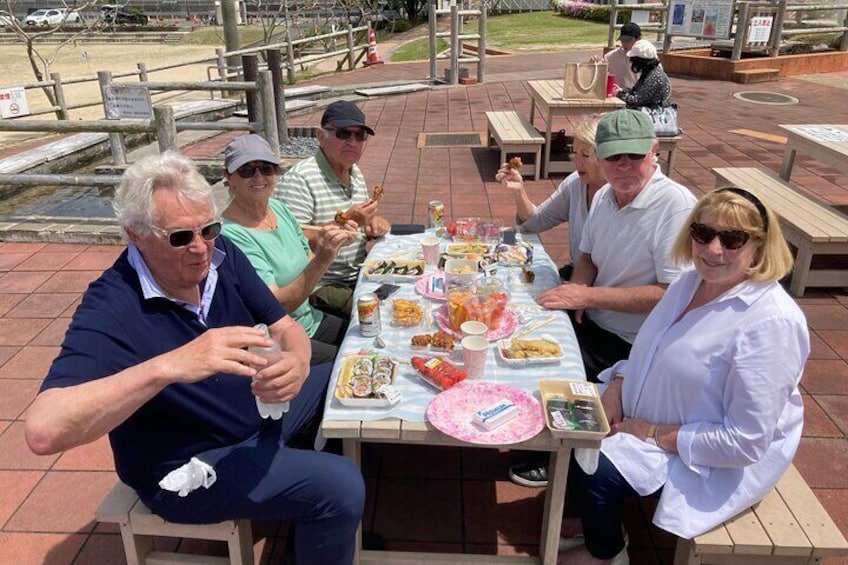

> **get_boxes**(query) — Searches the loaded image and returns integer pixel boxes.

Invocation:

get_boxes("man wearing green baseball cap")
[509,110,696,494]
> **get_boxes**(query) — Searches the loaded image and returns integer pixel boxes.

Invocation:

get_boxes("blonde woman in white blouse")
[559,187,809,565]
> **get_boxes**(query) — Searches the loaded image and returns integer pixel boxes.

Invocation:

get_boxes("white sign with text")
[104,84,153,119]
[0,87,30,119]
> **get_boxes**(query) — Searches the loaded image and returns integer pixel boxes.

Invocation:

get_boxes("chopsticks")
[511,315,556,340]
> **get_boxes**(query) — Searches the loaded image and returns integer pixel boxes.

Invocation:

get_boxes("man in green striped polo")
[274,101,391,317]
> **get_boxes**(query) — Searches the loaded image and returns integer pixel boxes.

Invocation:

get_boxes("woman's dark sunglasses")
[236,163,278,179]
[689,222,750,250]
[151,220,223,248]
[603,153,647,162]
[325,128,369,142]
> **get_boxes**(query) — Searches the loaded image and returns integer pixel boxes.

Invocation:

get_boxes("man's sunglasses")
[151,220,223,248]
[689,222,750,250]
[325,128,369,142]
[604,153,647,162]
[235,162,278,179]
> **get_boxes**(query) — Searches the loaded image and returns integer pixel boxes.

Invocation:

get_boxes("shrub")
[553,0,630,24]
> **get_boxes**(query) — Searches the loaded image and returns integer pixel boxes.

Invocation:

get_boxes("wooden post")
[154,105,177,153]
[266,48,288,144]
[137,62,149,84]
[346,25,355,70]
[661,0,672,53]
[215,47,231,97]
[285,27,296,84]
[841,10,848,51]
[242,54,260,124]
[731,2,750,61]
[50,73,69,121]
[257,71,280,157]
[98,70,127,165]
[771,1,787,57]
[608,0,619,49]
[450,4,459,85]
[429,4,437,80]
[477,5,486,84]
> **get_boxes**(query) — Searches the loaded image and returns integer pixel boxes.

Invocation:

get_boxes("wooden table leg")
[780,145,796,181]
[539,446,571,565]
[543,109,553,179]
[344,439,364,565]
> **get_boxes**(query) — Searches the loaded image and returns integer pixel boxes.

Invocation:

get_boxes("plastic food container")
[335,354,401,407]
[444,258,480,290]
[498,334,565,366]
[538,379,610,440]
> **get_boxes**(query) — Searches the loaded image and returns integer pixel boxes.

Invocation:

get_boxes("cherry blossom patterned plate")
[434,305,518,340]
[415,273,447,300]
[426,381,544,445]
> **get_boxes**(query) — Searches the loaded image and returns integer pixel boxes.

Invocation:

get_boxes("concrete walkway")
[0,51,847,564]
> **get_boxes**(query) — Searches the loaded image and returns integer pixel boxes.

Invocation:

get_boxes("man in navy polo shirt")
[25,152,364,565]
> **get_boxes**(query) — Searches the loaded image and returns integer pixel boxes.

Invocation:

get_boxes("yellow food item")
[506,338,562,359]
[392,299,423,326]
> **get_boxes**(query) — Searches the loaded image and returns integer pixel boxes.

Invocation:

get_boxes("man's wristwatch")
[646,424,658,447]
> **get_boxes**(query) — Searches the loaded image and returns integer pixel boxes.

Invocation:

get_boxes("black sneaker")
[508,457,550,487]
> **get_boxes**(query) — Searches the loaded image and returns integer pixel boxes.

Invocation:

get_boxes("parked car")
[24,8,82,26]
[100,4,149,25]
[0,10,18,26]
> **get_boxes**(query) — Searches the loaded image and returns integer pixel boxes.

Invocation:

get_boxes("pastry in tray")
[503,337,563,359]
[363,259,425,281]
[446,242,491,255]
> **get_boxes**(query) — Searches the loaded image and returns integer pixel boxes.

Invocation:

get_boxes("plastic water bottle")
[249,323,289,420]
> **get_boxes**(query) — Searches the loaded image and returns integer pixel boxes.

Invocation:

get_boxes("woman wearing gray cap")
[614,39,671,109]
[220,134,357,365]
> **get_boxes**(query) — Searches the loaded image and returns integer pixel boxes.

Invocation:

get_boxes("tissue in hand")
[158,457,217,497]
[250,323,290,420]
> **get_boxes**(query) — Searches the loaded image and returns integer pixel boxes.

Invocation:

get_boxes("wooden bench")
[96,481,254,565]
[657,135,682,177]
[674,464,848,564]
[713,166,848,297]
[486,110,545,181]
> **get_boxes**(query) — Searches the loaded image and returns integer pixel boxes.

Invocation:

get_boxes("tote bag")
[640,105,680,137]
[562,61,607,101]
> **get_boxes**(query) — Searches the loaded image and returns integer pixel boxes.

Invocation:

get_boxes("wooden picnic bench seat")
[674,464,848,564]
[486,110,545,181]
[713,166,848,297]
[96,481,254,565]
[657,135,682,177]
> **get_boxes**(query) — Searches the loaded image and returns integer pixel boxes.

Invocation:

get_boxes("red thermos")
[606,74,616,97]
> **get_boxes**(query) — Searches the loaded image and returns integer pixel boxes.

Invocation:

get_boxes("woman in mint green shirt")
[221,134,358,365]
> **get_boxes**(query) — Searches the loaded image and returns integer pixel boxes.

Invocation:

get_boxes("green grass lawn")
[391,12,608,61]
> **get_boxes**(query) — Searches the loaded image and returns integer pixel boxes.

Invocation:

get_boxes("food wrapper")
[495,240,534,266]
[159,457,217,497]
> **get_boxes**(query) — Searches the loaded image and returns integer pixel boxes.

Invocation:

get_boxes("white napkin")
[158,457,217,497]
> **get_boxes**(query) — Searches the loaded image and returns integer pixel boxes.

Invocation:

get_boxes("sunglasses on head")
[324,128,369,142]
[689,222,750,250]
[235,162,278,179]
[151,220,223,248]
[604,153,647,163]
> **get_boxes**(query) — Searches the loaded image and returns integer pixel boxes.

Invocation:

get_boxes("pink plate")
[426,381,544,445]
[434,305,518,340]
[415,273,447,300]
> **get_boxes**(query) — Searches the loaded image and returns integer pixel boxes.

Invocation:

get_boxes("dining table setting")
[319,218,610,565]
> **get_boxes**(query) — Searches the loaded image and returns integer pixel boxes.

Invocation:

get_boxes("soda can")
[357,293,382,337]
[428,200,445,230]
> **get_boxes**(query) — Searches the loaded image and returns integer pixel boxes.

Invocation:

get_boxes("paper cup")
[421,236,441,265]
[461,336,488,379]
[460,320,488,338]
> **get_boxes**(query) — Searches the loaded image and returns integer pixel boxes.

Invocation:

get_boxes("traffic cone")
[364,26,384,67]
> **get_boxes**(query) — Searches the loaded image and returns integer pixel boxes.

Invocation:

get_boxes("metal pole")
[98,70,127,165]
[257,71,280,157]
[477,5,486,84]
[429,4,437,80]
[450,5,459,85]
[154,105,178,153]
[242,54,259,123]
[266,48,288,144]
[50,73,69,121]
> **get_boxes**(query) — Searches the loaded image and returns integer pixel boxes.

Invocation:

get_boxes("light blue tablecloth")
[322,233,586,423]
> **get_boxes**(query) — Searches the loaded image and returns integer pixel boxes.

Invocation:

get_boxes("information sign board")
[104,84,152,119]
[668,0,734,39]
[0,86,30,119]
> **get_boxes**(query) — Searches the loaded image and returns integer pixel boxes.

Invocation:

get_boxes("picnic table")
[779,124,848,181]
[320,232,600,565]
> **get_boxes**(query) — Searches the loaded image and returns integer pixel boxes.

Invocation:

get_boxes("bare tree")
[3,0,107,110]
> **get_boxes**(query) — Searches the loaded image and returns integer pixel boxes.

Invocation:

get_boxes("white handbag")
[640,105,680,137]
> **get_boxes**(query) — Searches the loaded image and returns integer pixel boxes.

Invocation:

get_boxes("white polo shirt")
[579,167,696,342]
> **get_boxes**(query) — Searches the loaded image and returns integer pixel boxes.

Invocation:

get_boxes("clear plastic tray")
[334,354,400,408]
[363,259,425,282]
[391,298,425,327]
[538,379,609,440]
[497,334,565,366]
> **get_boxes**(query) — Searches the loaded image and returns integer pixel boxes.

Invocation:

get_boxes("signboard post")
[668,0,734,39]
[0,87,31,119]
[103,84,153,119]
